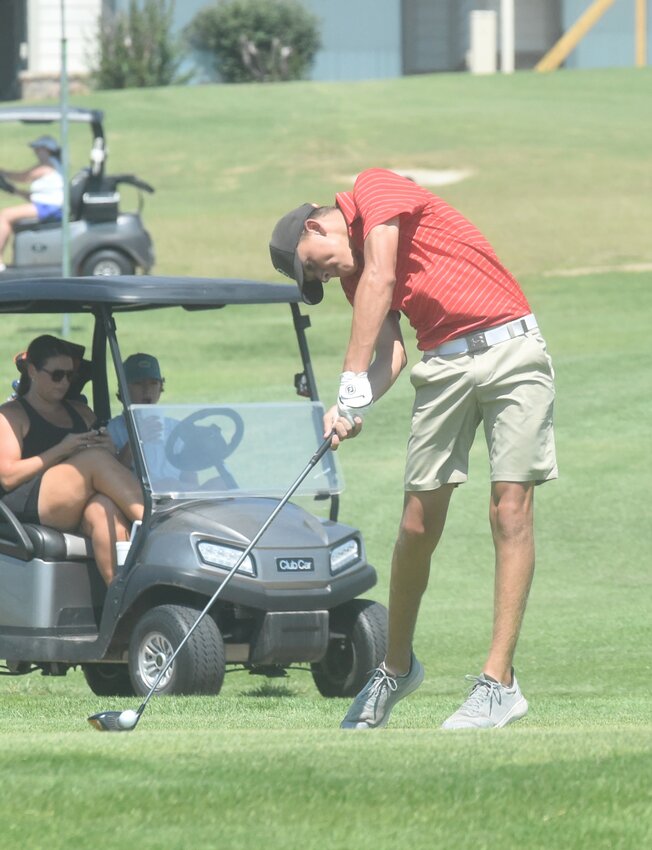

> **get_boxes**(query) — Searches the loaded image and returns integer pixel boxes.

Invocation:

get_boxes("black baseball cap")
[269,203,324,305]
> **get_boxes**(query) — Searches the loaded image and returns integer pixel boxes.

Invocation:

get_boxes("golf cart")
[0,276,387,700]
[0,107,154,279]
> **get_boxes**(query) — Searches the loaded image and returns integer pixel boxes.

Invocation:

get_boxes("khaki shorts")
[404,332,558,491]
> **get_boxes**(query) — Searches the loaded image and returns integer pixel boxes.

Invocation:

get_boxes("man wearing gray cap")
[0,135,64,271]
[270,168,557,731]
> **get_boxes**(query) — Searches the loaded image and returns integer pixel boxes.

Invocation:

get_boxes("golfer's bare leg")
[483,481,535,685]
[384,486,454,675]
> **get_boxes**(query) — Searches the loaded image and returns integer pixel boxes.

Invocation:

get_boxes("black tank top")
[18,396,90,458]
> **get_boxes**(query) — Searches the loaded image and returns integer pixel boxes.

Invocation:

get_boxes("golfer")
[269,168,557,730]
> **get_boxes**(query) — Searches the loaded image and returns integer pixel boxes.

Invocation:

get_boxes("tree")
[185,0,321,83]
[92,0,189,90]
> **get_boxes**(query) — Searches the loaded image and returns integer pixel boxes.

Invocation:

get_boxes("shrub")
[185,0,321,83]
[92,0,189,89]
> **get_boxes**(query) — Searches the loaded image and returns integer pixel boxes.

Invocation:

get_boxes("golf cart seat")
[12,217,61,234]
[0,507,104,635]
[0,515,93,563]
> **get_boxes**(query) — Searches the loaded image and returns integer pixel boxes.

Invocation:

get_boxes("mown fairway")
[0,68,651,849]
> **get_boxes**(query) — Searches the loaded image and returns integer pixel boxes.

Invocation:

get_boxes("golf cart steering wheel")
[164,408,245,475]
[0,175,17,195]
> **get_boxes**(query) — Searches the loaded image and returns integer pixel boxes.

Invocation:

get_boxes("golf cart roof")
[0,107,104,126]
[0,276,301,313]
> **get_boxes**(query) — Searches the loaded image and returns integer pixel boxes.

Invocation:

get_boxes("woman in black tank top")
[0,335,144,584]
[17,395,89,456]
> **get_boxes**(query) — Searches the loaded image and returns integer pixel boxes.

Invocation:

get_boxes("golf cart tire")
[81,249,135,277]
[82,662,136,697]
[311,599,387,698]
[128,604,225,697]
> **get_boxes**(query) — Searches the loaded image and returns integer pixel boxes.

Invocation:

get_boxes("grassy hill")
[2,67,650,281]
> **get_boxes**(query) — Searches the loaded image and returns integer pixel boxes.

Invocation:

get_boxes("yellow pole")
[636,0,647,67]
[535,0,617,72]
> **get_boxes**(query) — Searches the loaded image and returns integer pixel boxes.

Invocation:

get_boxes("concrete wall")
[19,0,102,99]
[26,0,101,74]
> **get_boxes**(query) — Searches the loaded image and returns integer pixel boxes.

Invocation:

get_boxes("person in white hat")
[0,135,64,271]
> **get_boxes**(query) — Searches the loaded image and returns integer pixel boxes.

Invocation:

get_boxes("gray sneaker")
[441,671,528,730]
[340,654,424,729]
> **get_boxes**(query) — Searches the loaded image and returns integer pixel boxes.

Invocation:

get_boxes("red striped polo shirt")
[335,168,531,351]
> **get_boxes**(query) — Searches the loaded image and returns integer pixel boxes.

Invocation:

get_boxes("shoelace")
[366,666,398,700]
[461,675,503,713]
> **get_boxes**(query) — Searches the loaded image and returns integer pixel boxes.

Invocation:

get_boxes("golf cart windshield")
[129,402,342,499]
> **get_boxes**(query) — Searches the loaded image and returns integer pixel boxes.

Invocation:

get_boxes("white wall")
[27,0,101,75]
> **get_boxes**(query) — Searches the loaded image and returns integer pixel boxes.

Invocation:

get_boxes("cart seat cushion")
[12,218,62,234]
[0,522,93,561]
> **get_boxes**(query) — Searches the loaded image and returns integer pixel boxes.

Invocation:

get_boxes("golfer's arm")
[367,312,407,400]
[343,219,399,374]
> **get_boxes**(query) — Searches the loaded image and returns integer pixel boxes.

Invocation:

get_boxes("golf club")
[88,431,334,732]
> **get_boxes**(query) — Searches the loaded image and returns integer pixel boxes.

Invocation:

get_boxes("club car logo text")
[276,557,314,572]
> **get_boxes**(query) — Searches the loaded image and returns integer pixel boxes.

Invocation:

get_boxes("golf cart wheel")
[311,599,388,698]
[128,604,225,697]
[81,249,135,276]
[82,663,136,697]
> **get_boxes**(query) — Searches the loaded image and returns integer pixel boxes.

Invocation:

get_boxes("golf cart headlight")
[330,538,360,574]
[197,541,256,577]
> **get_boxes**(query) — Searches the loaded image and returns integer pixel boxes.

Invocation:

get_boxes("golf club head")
[87,709,139,732]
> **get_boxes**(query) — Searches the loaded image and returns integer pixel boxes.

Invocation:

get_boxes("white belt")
[425,314,538,357]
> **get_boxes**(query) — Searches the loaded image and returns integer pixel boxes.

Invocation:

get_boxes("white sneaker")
[441,671,528,729]
[340,654,424,729]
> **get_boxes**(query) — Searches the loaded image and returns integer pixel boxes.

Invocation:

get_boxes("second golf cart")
[0,275,387,700]
[0,107,154,280]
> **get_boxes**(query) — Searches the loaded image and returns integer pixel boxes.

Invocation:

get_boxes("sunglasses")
[38,367,76,383]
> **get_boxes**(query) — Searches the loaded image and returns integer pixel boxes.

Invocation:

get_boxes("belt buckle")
[467,331,488,353]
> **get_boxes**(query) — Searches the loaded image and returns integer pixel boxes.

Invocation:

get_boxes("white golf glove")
[337,371,373,424]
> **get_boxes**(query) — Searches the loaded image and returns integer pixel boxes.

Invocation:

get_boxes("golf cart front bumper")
[245,610,329,665]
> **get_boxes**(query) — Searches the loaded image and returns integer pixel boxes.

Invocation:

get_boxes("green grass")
[1,69,652,849]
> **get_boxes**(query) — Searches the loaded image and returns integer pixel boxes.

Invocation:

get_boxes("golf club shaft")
[134,432,334,718]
